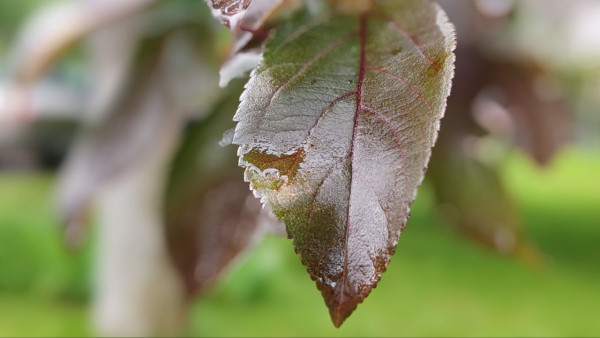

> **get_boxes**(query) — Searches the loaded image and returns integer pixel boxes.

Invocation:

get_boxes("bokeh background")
[1,0,599,336]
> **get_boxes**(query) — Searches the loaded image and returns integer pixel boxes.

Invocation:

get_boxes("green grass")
[0,148,599,337]
[0,174,93,337]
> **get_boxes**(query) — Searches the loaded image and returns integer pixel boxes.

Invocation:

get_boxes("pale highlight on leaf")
[233,0,456,327]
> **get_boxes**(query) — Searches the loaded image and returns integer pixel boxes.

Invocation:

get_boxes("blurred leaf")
[428,149,541,262]
[233,0,455,327]
[165,82,277,295]
[428,46,550,261]
[483,63,573,166]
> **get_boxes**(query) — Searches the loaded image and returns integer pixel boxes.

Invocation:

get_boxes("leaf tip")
[329,301,357,328]
[317,280,367,328]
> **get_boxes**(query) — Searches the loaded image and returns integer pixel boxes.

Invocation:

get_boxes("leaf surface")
[233,0,456,327]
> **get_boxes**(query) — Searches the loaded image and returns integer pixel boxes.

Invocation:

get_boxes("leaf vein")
[372,12,442,71]
[367,66,434,115]
[256,33,354,130]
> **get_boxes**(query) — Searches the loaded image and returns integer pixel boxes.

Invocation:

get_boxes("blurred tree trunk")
[84,4,187,335]
[94,112,186,336]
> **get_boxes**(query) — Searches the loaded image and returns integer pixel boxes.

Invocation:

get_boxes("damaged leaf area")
[233,0,456,327]
[243,148,305,181]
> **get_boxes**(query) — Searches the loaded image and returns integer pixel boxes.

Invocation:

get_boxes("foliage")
[234,0,455,325]
[2,0,593,333]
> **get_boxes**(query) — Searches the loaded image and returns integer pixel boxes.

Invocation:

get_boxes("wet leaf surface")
[233,0,456,327]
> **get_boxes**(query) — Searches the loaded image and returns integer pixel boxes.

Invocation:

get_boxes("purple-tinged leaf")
[167,176,264,294]
[57,36,177,243]
[233,0,456,327]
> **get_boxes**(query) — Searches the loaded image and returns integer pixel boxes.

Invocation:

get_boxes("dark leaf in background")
[479,62,572,166]
[428,150,542,263]
[233,0,455,326]
[435,1,572,168]
[165,82,277,295]
[426,38,572,259]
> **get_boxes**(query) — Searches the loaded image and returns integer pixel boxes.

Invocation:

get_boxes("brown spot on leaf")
[243,148,305,181]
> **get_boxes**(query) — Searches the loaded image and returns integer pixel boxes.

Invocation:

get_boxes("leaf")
[428,149,542,263]
[165,82,279,294]
[57,35,176,243]
[434,3,573,167]
[233,0,456,327]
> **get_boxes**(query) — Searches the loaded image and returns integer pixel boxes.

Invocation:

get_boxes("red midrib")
[336,12,368,322]
[356,15,367,111]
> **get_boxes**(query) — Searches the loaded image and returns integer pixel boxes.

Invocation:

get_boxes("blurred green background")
[0,149,598,337]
